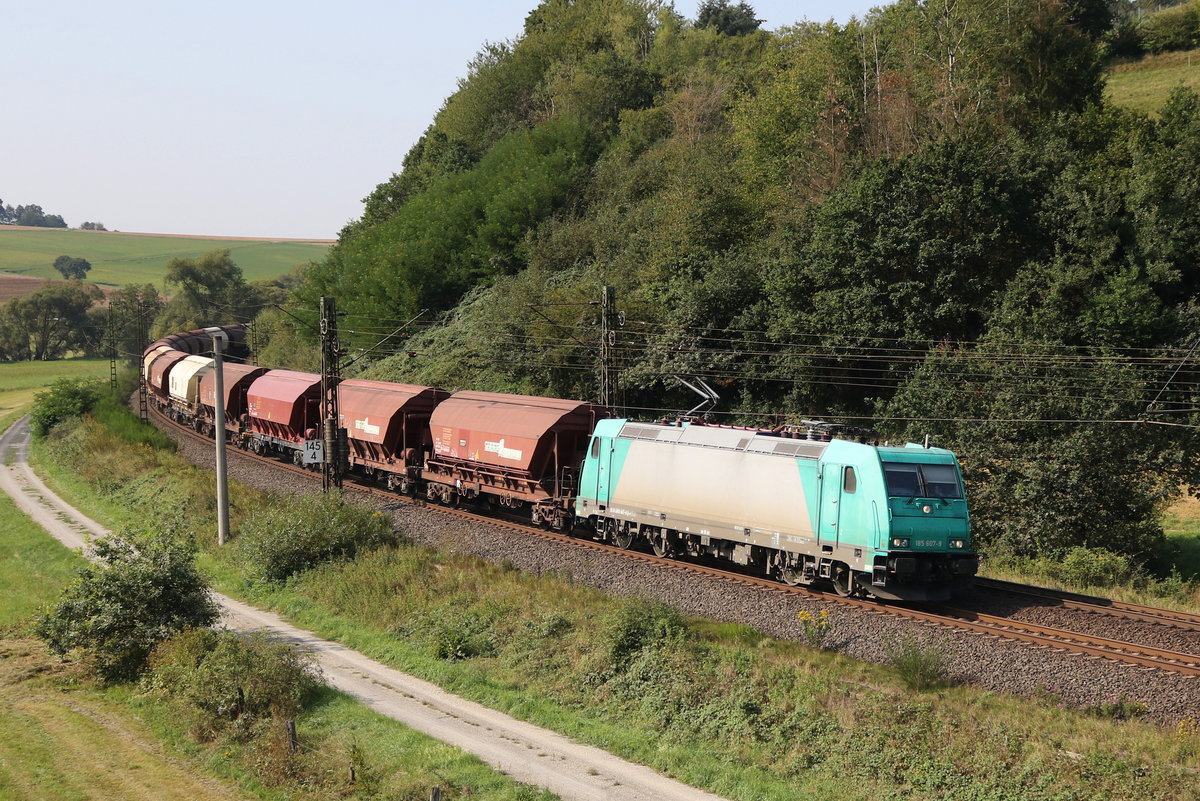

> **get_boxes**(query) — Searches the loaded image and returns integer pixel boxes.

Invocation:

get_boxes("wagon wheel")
[650,530,672,558]
[780,566,804,586]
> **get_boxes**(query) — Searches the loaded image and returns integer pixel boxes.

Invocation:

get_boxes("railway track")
[150,403,1200,678]
[976,576,1200,632]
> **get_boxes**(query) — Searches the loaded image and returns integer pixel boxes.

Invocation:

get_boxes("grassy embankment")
[24,398,1200,801]
[1,377,554,801]
[1105,47,1200,116]
[0,228,330,289]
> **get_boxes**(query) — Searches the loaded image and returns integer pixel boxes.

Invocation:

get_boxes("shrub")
[29,378,101,436]
[1140,3,1200,54]
[884,634,950,692]
[145,628,322,737]
[1059,546,1136,589]
[604,600,690,670]
[35,534,218,682]
[400,596,506,661]
[429,609,499,660]
[237,492,395,583]
[1084,695,1148,721]
[797,608,831,649]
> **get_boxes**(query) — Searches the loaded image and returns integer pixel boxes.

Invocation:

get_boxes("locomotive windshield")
[883,463,963,499]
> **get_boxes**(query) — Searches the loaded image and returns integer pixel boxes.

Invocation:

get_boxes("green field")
[0,359,111,432]
[0,228,330,289]
[1106,47,1200,116]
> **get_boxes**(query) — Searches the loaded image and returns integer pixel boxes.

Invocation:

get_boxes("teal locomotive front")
[575,419,976,601]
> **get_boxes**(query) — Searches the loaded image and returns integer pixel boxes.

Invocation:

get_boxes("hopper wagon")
[337,379,449,492]
[199,363,269,438]
[245,370,324,461]
[423,391,608,528]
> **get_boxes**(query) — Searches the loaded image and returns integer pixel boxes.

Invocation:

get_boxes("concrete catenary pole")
[205,327,230,546]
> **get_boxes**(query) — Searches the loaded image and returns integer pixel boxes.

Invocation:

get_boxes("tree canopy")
[0,201,67,227]
[53,255,92,280]
[152,249,265,338]
[0,283,102,361]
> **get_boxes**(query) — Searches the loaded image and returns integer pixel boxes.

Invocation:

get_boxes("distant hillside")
[1106,47,1200,115]
[0,227,331,289]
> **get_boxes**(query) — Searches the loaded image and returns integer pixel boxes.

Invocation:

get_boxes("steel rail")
[148,402,1200,677]
[975,577,1200,632]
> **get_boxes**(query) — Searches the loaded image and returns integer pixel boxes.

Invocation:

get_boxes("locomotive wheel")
[650,530,672,558]
[832,566,857,597]
[614,528,635,550]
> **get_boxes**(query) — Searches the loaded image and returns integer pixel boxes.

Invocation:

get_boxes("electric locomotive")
[575,419,976,601]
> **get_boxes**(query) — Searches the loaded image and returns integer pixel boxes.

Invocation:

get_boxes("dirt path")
[0,417,730,801]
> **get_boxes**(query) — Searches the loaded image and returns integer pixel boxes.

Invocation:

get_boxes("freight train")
[143,325,977,601]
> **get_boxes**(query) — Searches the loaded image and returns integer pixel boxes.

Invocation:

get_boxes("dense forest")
[224,0,1200,565]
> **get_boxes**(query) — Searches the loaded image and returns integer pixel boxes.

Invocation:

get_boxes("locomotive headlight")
[949,539,965,549]
[891,537,910,548]
[922,504,932,514]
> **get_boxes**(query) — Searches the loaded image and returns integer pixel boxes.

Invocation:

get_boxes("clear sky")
[4,1,876,240]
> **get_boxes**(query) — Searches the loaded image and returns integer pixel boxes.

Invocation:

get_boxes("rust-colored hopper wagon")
[244,370,324,460]
[146,349,190,408]
[198,363,269,439]
[337,379,450,493]
[423,391,608,528]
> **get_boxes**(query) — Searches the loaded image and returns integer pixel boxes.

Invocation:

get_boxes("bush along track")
[26,402,1200,801]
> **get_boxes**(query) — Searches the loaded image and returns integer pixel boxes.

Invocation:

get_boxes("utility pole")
[205,327,231,546]
[136,299,150,420]
[319,296,345,491]
[598,285,623,414]
[106,308,119,393]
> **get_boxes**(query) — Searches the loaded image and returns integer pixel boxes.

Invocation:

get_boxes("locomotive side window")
[883,463,963,499]
[843,466,857,494]
[590,437,600,459]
